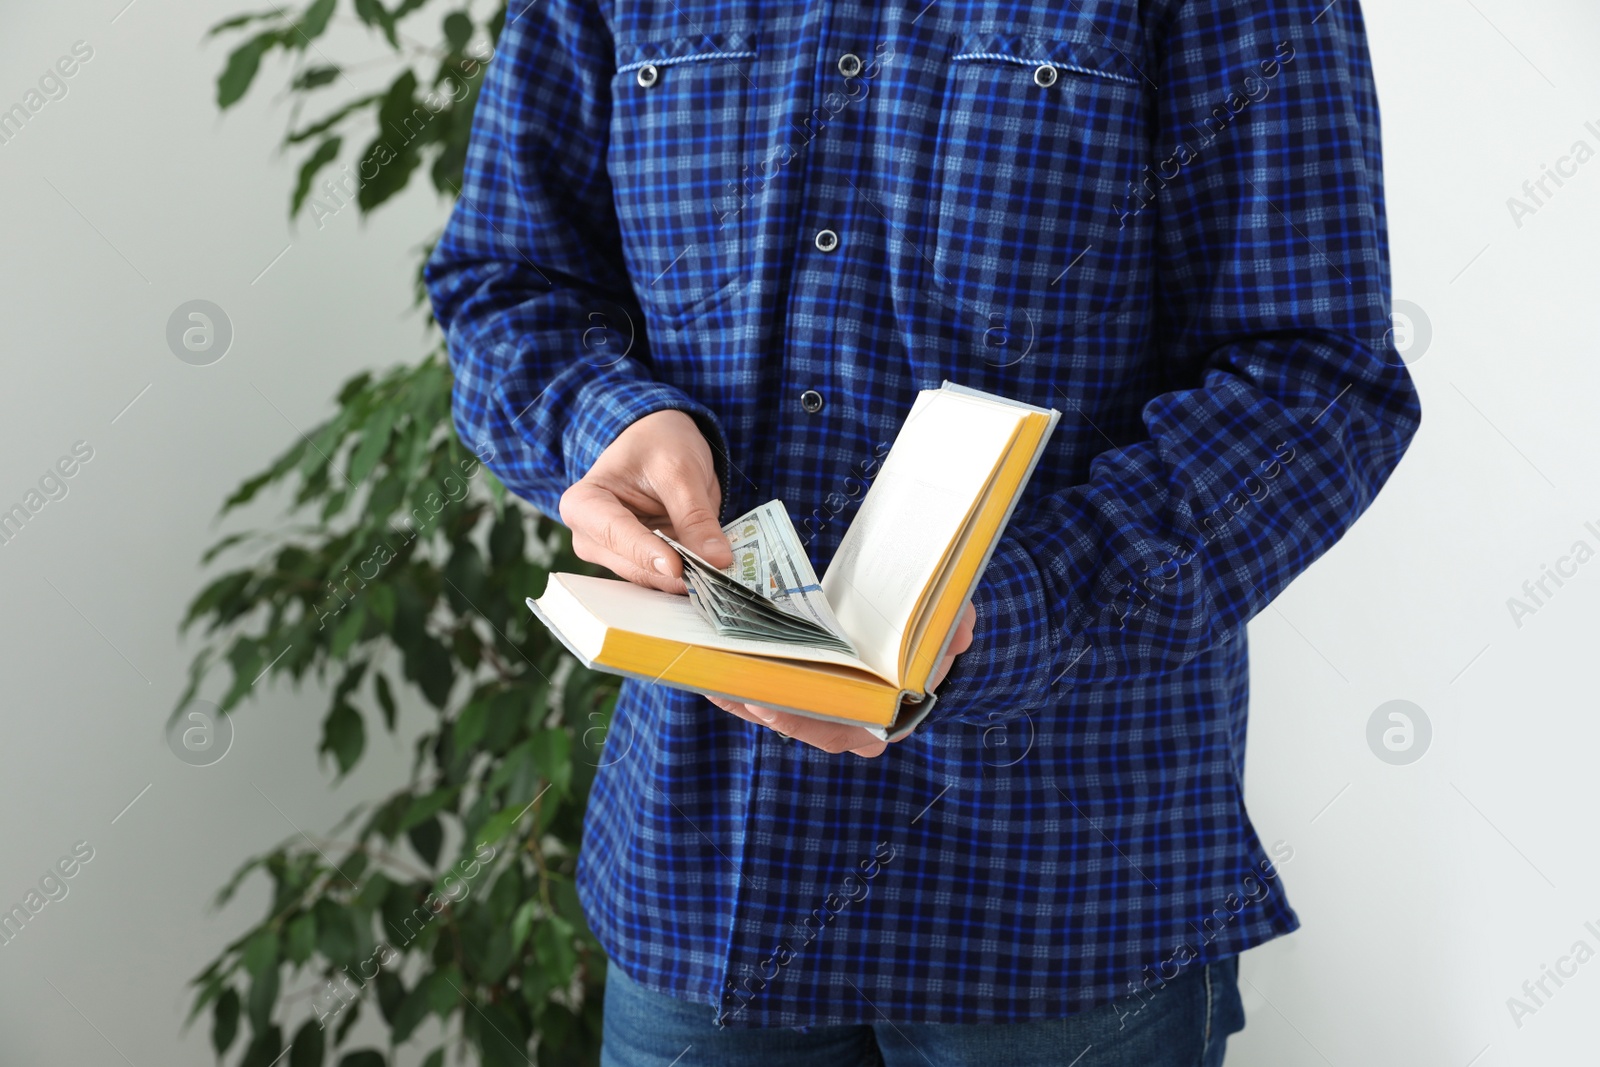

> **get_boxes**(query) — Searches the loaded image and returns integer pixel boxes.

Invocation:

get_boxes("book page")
[821,389,1027,681]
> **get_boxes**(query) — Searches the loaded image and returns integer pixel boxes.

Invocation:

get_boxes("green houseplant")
[180,3,614,1064]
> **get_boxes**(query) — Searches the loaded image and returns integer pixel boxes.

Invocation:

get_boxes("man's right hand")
[558,409,733,593]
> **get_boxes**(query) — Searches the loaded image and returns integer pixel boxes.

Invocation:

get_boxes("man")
[425,0,1419,1061]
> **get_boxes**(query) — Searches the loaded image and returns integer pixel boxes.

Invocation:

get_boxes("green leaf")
[529,728,572,796]
[466,911,515,984]
[376,970,406,1024]
[442,12,472,50]
[290,1017,326,1067]
[313,899,355,967]
[390,978,433,1043]
[180,570,252,632]
[420,1051,445,1067]
[426,965,463,1018]
[198,531,253,566]
[357,869,390,911]
[442,541,485,614]
[353,0,398,45]
[287,92,384,145]
[209,9,282,37]
[404,633,454,710]
[241,1025,285,1067]
[367,584,397,630]
[373,672,398,731]
[485,740,536,807]
[248,961,279,1033]
[347,403,397,486]
[488,508,526,569]
[533,915,578,990]
[407,815,442,868]
[470,1001,528,1067]
[333,659,369,703]
[338,1050,387,1067]
[218,29,281,109]
[242,927,279,977]
[212,987,241,1055]
[472,806,523,851]
[453,699,487,753]
[510,899,537,953]
[286,911,317,965]
[480,688,525,754]
[356,72,424,212]
[337,370,374,405]
[487,864,524,926]
[451,625,483,673]
[185,971,227,1032]
[399,788,457,833]
[292,135,343,216]
[297,0,337,41]
[334,999,363,1045]
[292,64,342,91]
[334,854,369,897]
[329,603,367,659]
[321,703,365,776]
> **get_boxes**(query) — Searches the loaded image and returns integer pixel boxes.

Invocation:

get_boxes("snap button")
[800,389,824,414]
[838,52,863,78]
[1033,64,1058,87]
[636,64,660,88]
[814,228,839,252]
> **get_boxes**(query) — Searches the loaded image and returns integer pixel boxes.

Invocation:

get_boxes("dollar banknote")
[655,501,857,656]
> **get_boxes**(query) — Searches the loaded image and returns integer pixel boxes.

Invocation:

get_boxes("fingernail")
[652,556,671,575]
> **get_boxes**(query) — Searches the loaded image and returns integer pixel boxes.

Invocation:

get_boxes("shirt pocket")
[609,33,758,329]
[929,32,1149,336]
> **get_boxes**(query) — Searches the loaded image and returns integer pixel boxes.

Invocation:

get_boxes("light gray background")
[1,1,1596,1064]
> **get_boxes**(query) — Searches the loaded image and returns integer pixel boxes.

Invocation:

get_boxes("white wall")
[0,1,1595,1065]
[0,2,449,1064]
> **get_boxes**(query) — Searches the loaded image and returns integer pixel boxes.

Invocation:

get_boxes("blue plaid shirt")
[426,0,1419,1030]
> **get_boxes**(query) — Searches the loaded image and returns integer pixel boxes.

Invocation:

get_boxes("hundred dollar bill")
[654,502,857,656]
[720,501,852,644]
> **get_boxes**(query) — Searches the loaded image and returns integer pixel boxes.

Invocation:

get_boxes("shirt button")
[837,52,863,78]
[636,64,660,88]
[1033,64,1058,87]
[800,389,825,414]
[814,228,839,252]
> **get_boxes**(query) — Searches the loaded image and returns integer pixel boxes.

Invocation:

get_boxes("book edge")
[526,595,897,740]
[903,406,1062,702]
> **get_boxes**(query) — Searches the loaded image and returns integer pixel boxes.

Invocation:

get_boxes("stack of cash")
[655,501,857,657]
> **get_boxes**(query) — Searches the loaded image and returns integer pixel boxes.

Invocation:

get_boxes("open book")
[527,383,1060,739]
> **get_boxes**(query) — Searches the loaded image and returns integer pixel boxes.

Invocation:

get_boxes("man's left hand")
[705,601,976,757]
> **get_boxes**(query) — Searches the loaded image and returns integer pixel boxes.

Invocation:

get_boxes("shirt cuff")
[922,535,1053,727]
[561,376,729,502]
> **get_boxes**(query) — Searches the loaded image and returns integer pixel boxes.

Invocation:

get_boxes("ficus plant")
[180,3,614,1065]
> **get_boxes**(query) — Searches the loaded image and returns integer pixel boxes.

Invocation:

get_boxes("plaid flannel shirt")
[425,0,1420,1029]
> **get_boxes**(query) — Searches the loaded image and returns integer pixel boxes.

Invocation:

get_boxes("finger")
[650,460,732,569]
[706,695,763,723]
[928,601,977,691]
[747,705,884,756]
[951,600,977,652]
[560,481,684,590]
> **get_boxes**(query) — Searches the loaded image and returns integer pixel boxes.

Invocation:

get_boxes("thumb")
[658,471,731,569]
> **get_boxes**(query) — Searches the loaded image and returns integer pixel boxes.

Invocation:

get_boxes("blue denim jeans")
[601,956,1245,1067]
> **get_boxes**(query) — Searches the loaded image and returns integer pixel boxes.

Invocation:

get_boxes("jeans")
[601,955,1245,1067]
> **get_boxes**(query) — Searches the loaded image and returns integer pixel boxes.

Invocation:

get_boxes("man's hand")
[707,600,977,757]
[559,409,731,592]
